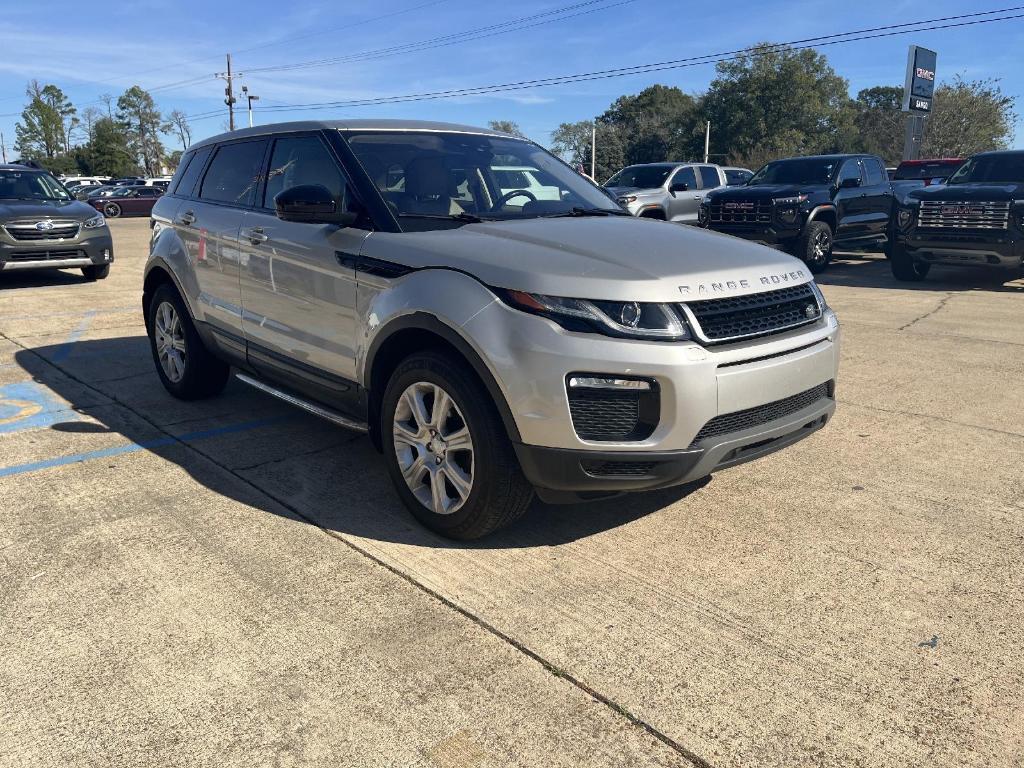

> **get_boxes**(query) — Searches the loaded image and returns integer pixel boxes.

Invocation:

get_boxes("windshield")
[894,161,962,180]
[724,168,752,186]
[946,154,1024,185]
[604,165,674,189]
[0,169,73,201]
[344,130,620,229]
[749,158,839,186]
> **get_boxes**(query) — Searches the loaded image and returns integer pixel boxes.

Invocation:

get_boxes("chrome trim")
[235,373,369,433]
[1,257,93,270]
[568,376,652,391]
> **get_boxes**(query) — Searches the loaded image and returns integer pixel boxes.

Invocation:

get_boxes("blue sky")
[1,0,1021,157]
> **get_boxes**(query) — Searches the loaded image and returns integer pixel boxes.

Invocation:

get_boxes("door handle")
[246,227,268,245]
[176,210,195,226]
[693,195,703,200]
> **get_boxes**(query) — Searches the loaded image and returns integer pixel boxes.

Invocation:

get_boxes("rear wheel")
[795,221,833,274]
[81,264,110,281]
[146,283,230,399]
[102,202,121,218]
[889,241,930,281]
[381,351,533,540]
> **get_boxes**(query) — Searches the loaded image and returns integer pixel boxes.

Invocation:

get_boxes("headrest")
[405,156,449,198]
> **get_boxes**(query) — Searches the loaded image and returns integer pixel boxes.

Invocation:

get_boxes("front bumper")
[706,223,801,246]
[0,227,114,272]
[897,228,1023,268]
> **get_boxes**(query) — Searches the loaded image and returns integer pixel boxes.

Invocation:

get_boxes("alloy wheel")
[810,228,831,265]
[154,301,187,383]
[392,381,474,515]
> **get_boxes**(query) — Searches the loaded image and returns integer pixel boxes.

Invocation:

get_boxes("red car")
[89,186,164,218]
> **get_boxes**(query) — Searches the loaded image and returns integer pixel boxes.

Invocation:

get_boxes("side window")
[863,158,885,186]
[838,160,862,185]
[199,140,266,207]
[169,146,211,197]
[672,166,697,190]
[698,166,721,189]
[263,134,348,210]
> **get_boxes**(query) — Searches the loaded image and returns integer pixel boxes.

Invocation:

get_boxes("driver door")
[834,159,867,239]
[666,166,700,222]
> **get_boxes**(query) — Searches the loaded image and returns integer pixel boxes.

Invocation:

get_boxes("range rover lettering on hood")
[679,269,807,296]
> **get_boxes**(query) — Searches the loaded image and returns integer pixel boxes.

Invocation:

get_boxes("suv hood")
[0,199,98,220]
[909,183,1023,202]
[366,216,812,302]
[709,184,808,201]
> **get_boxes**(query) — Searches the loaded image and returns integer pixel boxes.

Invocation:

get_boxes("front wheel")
[146,283,230,399]
[82,264,110,281]
[102,202,121,218]
[795,221,833,274]
[889,241,930,281]
[381,351,533,539]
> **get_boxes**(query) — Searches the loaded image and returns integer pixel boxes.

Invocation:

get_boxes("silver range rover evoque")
[144,120,840,539]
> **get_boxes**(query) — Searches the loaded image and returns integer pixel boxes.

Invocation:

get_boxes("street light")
[241,86,260,128]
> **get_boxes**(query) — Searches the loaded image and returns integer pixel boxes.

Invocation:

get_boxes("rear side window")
[863,158,885,186]
[262,135,348,209]
[672,167,697,190]
[200,140,266,207]
[169,146,211,197]
[698,166,720,189]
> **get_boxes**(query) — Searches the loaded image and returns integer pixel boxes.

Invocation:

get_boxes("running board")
[235,373,369,434]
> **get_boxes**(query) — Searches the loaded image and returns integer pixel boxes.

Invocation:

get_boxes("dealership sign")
[902,46,937,113]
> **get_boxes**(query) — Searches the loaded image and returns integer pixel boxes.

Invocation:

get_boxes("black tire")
[381,351,534,540]
[889,241,930,281]
[793,220,833,274]
[146,283,230,400]
[102,202,121,218]
[81,264,110,281]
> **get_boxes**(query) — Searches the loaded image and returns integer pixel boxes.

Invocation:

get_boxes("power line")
[246,0,636,74]
[184,9,1023,120]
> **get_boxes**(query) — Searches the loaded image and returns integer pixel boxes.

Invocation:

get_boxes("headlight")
[697,202,709,226]
[83,214,107,229]
[809,281,829,312]
[897,208,914,229]
[500,290,690,341]
[617,195,637,204]
[773,194,808,206]
[774,194,807,224]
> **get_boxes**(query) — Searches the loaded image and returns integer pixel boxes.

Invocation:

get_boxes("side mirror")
[275,184,356,226]
[670,181,689,194]
[839,177,862,189]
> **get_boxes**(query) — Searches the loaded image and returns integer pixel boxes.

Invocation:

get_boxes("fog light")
[103,250,111,261]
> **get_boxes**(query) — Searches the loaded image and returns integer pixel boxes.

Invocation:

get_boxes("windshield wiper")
[543,206,631,218]
[397,212,488,223]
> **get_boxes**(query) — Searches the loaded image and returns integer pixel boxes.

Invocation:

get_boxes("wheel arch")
[806,205,837,231]
[364,313,522,451]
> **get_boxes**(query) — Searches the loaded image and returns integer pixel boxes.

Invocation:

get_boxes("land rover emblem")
[35,220,55,231]
[805,304,818,319]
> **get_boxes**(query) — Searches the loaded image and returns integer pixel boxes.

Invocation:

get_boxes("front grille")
[709,199,773,225]
[682,283,820,344]
[918,200,1009,230]
[581,460,658,477]
[3,220,81,241]
[690,382,831,447]
[5,248,84,262]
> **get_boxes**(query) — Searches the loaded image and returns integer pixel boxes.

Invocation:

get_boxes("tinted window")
[698,166,720,189]
[863,158,885,186]
[672,167,697,190]
[263,134,348,209]
[0,169,72,201]
[893,160,964,180]
[724,169,752,186]
[749,158,839,185]
[838,160,862,185]
[605,165,674,189]
[170,146,211,197]
[200,140,266,206]
[947,153,1024,184]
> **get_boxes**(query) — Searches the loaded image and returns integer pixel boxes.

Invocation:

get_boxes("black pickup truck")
[701,154,894,273]
[888,150,1024,281]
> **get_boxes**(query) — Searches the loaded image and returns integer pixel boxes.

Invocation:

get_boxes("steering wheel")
[491,189,537,210]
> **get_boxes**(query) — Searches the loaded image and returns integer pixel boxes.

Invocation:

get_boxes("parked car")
[604,162,727,223]
[73,184,107,200]
[144,120,839,539]
[144,177,173,188]
[110,177,146,187]
[493,166,561,202]
[0,163,114,280]
[888,150,1024,281]
[892,158,963,186]
[722,166,754,186]
[89,186,163,218]
[702,154,894,273]
[85,185,119,199]
[60,175,107,189]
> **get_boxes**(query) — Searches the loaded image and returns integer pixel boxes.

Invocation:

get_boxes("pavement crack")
[0,329,713,768]
[898,292,954,331]
[843,400,1024,440]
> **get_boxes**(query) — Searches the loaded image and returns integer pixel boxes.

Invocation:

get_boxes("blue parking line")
[51,310,97,362]
[0,417,284,479]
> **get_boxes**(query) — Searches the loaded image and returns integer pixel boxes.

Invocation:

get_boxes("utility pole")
[216,54,238,131]
[590,124,596,180]
[0,131,7,164]
[704,121,710,163]
[241,86,259,128]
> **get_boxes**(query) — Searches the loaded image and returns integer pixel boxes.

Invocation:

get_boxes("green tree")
[550,120,593,166]
[599,85,700,165]
[14,80,77,159]
[487,120,527,138]
[701,44,853,168]
[167,109,192,148]
[117,86,167,176]
[922,76,1016,157]
[849,86,904,164]
[80,117,138,177]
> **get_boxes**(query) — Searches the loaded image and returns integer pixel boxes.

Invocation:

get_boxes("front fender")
[145,215,203,323]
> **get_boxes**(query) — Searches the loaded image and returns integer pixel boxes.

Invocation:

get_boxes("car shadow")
[0,268,90,290]
[823,251,1024,293]
[14,337,705,549]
